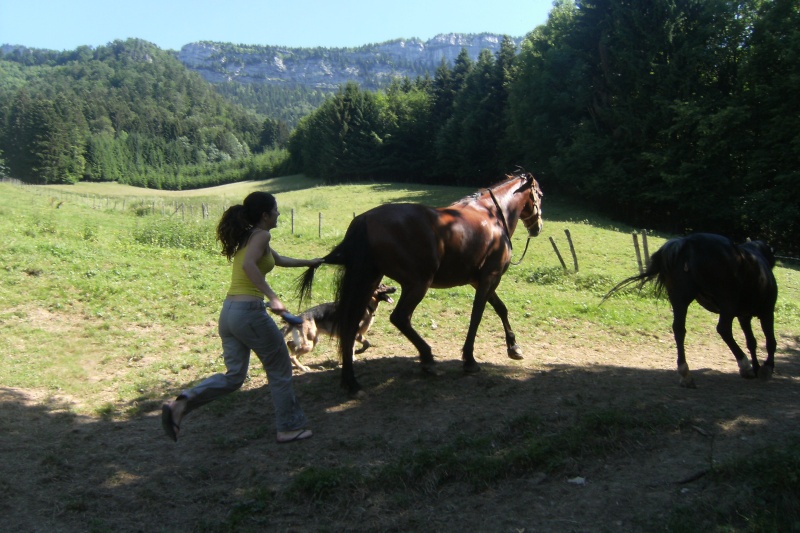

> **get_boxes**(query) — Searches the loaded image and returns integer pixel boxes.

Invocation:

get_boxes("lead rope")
[512,208,540,265]
[511,237,531,266]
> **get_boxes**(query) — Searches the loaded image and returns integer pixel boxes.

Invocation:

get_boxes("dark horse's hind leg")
[716,314,756,379]
[758,313,776,380]
[671,303,696,388]
[389,283,437,373]
[736,314,776,380]
[738,317,761,377]
[487,292,523,360]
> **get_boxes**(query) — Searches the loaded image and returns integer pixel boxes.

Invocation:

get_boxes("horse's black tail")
[312,215,382,393]
[297,214,381,345]
[295,227,352,307]
[296,264,321,308]
[601,238,681,303]
[329,216,381,343]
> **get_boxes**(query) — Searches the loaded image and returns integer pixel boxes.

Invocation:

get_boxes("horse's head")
[515,173,543,237]
[743,239,776,269]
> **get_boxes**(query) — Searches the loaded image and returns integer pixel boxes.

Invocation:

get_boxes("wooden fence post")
[632,232,643,274]
[550,236,567,270]
[641,230,650,267]
[564,229,579,272]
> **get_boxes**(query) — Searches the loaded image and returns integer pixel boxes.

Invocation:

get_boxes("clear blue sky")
[1,0,554,51]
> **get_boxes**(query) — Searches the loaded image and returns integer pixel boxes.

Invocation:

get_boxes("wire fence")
[2,179,346,238]
[9,179,797,267]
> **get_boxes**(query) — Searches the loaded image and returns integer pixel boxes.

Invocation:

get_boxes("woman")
[161,191,323,444]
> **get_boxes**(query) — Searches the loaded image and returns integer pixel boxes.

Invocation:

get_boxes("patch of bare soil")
[2,325,799,532]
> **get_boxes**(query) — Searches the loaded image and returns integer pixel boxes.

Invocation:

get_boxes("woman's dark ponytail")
[216,192,277,261]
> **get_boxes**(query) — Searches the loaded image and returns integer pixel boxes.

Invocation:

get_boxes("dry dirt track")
[2,324,799,532]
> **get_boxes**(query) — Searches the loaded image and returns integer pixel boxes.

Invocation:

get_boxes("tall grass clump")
[132,216,217,253]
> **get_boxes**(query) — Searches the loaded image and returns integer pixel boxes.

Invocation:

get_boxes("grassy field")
[5,177,797,408]
[2,177,799,531]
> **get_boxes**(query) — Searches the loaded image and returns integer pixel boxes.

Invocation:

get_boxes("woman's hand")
[272,251,325,268]
[268,296,287,315]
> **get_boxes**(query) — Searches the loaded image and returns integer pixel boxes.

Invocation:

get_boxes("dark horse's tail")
[297,215,381,389]
[601,238,682,303]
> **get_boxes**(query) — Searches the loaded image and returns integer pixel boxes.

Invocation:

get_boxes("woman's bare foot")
[276,428,313,444]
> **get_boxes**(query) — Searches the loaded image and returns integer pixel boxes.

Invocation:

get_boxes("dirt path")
[2,327,799,532]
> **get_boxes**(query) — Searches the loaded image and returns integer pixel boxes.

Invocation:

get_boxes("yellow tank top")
[226,243,276,298]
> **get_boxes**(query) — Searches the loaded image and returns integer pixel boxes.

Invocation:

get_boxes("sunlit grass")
[3,178,800,532]
[2,179,799,418]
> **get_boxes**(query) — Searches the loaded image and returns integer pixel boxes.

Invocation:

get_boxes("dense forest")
[0,39,290,189]
[288,0,799,253]
[1,0,798,253]
[212,81,327,129]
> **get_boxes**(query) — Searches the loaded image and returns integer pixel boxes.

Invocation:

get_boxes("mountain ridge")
[177,33,523,90]
[1,33,523,126]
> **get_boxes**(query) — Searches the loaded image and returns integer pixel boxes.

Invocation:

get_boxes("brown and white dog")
[281,284,397,372]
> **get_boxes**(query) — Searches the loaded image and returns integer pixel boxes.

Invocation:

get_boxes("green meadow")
[2,177,799,531]
[2,177,799,412]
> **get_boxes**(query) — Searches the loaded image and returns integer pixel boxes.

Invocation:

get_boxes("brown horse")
[299,171,544,394]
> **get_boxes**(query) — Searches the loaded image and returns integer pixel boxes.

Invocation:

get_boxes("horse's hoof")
[342,380,363,396]
[678,364,696,388]
[421,362,442,376]
[507,345,524,360]
[463,362,481,374]
[739,368,756,379]
[758,365,774,380]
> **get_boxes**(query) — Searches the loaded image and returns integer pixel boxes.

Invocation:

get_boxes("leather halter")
[513,187,542,265]
[512,202,540,265]
[485,177,540,265]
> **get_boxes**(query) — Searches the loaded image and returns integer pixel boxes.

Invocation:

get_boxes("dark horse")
[603,233,777,388]
[299,171,544,394]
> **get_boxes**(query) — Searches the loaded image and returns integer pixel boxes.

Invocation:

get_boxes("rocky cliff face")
[177,33,522,90]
